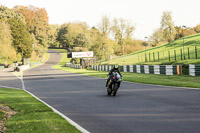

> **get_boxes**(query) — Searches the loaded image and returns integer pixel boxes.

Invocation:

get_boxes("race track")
[23,51,200,133]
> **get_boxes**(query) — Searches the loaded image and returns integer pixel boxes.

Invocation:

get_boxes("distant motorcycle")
[107,72,122,96]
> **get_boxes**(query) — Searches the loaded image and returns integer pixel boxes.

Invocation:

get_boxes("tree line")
[56,11,200,61]
[0,5,53,64]
[149,11,200,47]
[1,5,200,64]
[55,16,143,61]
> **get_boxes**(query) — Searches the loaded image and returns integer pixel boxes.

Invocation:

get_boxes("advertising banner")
[72,51,93,58]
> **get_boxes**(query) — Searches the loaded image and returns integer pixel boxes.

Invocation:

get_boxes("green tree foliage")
[0,22,17,64]
[56,18,137,60]
[8,18,33,58]
[97,16,112,59]
[174,26,183,40]
[125,39,143,54]
[183,27,196,37]
[57,23,90,49]
[49,24,60,47]
[111,18,135,55]
[13,5,50,57]
[175,26,197,40]
[98,16,110,45]
[89,27,104,60]
[91,35,104,60]
[150,28,164,46]
[194,25,200,33]
[74,33,90,47]
[57,24,69,48]
[0,6,32,59]
[160,11,176,42]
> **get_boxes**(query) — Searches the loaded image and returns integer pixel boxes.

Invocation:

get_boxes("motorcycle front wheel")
[107,87,112,95]
[112,84,119,96]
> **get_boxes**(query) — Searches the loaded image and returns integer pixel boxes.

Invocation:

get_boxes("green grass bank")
[53,51,200,89]
[0,88,81,133]
[100,33,200,65]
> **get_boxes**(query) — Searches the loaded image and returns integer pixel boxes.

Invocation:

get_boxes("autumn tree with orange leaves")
[14,5,50,57]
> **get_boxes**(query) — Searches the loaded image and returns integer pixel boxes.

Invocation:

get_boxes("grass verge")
[100,33,200,65]
[53,66,200,88]
[53,52,200,89]
[48,48,68,53]
[0,88,81,133]
[30,53,50,69]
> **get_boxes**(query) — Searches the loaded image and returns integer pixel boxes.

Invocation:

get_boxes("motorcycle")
[107,72,122,96]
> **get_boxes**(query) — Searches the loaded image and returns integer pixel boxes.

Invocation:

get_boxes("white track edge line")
[24,89,90,133]
[17,61,90,133]
[0,85,22,90]
[66,71,200,90]
[97,76,200,90]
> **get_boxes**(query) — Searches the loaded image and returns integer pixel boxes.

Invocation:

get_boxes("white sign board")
[72,51,93,58]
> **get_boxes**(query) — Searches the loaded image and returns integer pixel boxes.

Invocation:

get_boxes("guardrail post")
[154,65,160,75]
[174,50,176,61]
[188,47,190,59]
[144,65,149,74]
[136,65,141,73]
[166,65,173,75]
[189,64,195,76]
[195,46,198,59]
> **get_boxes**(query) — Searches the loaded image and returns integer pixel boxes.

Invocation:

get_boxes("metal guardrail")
[66,63,81,69]
[91,65,182,76]
[189,64,200,76]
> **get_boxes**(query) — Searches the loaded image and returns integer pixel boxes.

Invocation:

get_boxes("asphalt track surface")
[22,51,200,133]
[0,68,22,89]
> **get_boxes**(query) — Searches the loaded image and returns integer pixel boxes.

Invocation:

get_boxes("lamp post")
[144,36,148,62]
[182,25,186,60]
[123,40,125,56]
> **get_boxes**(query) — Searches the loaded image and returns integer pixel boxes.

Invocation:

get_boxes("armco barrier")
[91,65,181,76]
[144,65,149,74]
[140,65,144,73]
[17,64,30,72]
[149,65,154,74]
[189,64,200,76]
[136,65,141,73]
[66,63,80,69]
[154,65,160,74]
[160,65,166,75]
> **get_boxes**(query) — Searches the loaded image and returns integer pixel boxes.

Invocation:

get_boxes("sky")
[1,0,200,40]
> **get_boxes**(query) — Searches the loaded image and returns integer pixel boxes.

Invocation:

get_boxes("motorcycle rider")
[106,64,122,87]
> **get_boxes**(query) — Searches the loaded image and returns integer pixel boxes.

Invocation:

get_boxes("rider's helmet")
[113,64,119,70]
